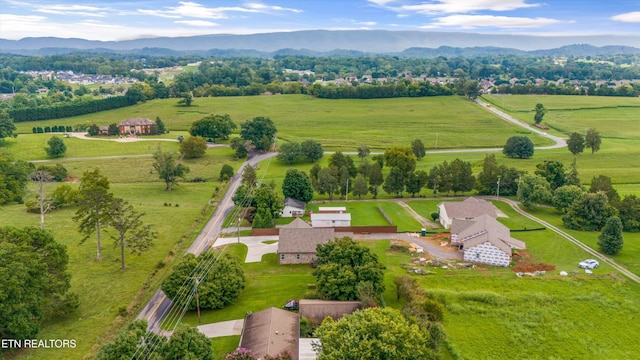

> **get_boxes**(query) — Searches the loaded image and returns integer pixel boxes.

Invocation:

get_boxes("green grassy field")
[12,95,553,150]
[0,149,234,360]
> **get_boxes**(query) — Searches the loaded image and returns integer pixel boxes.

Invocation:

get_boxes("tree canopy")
[616,195,640,232]
[567,132,585,155]
[314,307,436,360]
[562,191,618,231]
[313,237,385,301]
[180,136,207,159]
[517,174,552,209]
[108,198,157,270]
[152,147,190,191]
[0,155,32,205]
[161,251,245,310]
[503,136,534,159]
[585,128,601,154]
[0,110,16,140]
[240,116,277,151]
[45,136,67,158]
[534,103,546,124]
[282,168,314,203]
[189,114,236,141]
[301,139,324,162]
[73,168,113,261]
[0,226,77,342]
[598,216,624,255]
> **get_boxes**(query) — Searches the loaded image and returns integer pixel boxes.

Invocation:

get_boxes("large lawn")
[0,150,234,360]
[13,95,552,151]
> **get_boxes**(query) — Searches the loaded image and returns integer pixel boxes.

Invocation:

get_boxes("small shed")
[311,213,351,228]
[299,300,361,323]
[318,207,347,214]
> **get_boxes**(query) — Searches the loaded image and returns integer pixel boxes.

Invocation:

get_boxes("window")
[280,253,285,260]
[296,254,300,260]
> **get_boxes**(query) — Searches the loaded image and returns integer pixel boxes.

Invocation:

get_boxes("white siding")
[281,205,304,217]
[438,204,451,229]
[463,241,511,267]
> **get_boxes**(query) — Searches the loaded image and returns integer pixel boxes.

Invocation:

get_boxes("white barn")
[438,197,497,229]
[451,214,525,267]
[311,213,351,228]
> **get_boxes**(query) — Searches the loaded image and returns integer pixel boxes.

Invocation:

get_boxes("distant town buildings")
[20,70,137,85]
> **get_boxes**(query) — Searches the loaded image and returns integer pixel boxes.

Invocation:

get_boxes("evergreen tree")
[598,216,624,255]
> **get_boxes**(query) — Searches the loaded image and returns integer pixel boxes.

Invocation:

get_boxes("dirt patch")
[512,251,556,272]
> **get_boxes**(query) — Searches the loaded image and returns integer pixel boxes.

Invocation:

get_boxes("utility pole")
[189,277,201,324]
[496,175,501,198]
[237,216,241,244]
[345,178,349,202]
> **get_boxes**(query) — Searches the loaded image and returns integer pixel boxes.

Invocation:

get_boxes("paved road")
[136,151,278,333]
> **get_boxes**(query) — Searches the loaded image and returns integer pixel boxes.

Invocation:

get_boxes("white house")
[451,214,525,267]
[438,197,497,229]
[311,213,351,228]
[281,197,306,218]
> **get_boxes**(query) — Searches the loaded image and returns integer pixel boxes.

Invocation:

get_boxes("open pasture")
[482,94,640,139]
[13,95,552,151]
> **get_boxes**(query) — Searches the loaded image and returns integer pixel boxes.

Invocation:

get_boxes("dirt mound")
[512,263,556,272]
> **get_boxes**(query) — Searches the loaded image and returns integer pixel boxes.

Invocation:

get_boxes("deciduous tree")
[240,116,277,151]
[357,144,370,160]
[0,156,32,205]
[277,141,302,164]
[517,174,552,209]
[368,163,383,199]
[562,192,618,231]
[219,164,235,181]
[351,174,369,199]
[180,136,207,159]
[585,128,601,154]
[0,109,17,140]
[411,139,426,160]
[567,132,585,155]
[503,136,534,159]
[162,252,245,310]
[616,195,640,232]
[383,167,406,197]
[190,114,236,141]
[45,136,67,158]
[282,169,314,203]
[95,320,166,360]
[316,167,339,200]
[589,175,619,204]
[314,308,436,360]
[535,160,566,190]
[552,185,584,213]
[301,139,324,162]
[152,147,190,191]
[163,326,214,360]
[534,103,546,124]
[231,137,249,159]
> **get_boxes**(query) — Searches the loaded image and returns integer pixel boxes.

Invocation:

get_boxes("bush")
[180,136,207,159]
[219,164,234,181]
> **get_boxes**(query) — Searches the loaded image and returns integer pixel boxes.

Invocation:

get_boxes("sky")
[0,0,639,41]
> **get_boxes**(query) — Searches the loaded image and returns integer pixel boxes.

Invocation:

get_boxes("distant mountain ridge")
[1,30,639,57]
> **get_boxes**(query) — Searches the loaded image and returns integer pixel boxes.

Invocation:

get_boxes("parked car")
[578,259,599,269]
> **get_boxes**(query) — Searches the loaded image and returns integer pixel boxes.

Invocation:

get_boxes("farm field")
[12,95,553,151]
[0,148,235,359]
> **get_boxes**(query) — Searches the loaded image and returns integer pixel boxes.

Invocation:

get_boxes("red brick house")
[118,118,155,135]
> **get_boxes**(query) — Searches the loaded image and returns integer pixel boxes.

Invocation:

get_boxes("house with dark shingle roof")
[281,197,306,218]
[118,118,155,135]
[239,307,299,360]
[277,227,335,265]
[451,214,525,267]
[437,197,497,229]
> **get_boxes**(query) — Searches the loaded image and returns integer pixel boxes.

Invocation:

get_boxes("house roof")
[118,117,155,126]
[283,197,306,210]
[240,307,299,360]
[281,218,312,229]
[310,213,351,221]
[299,300,361,323]
[453,214,525,254]
[318,207,346,213]
[440,197,497,220]
[278,228,335,254]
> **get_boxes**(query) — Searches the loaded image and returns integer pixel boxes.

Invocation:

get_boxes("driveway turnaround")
[197,319,244,338]
[213,235,279,263]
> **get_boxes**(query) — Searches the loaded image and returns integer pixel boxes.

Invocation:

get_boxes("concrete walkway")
[197,319,244,338]
[213,235,279,263]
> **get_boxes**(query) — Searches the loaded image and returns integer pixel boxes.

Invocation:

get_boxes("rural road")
[136,151,278,333]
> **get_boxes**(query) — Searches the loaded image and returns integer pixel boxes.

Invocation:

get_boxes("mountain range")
[1,30,639,57]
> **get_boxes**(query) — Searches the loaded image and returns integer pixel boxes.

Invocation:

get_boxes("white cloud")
[421,14,562,29]
[35,4,110,17]
[355,21,378,26]
[174,20,219,27]
[137,1,302,20]
[611,12,640,23]
[372,0,541,15]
